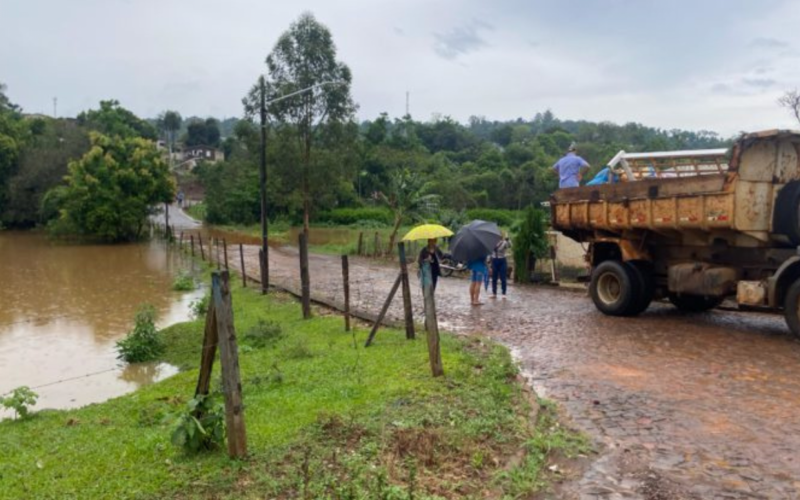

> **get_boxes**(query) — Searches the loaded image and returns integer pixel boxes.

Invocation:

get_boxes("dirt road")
[232,243,800,500]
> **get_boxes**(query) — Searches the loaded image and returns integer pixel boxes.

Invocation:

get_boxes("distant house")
[183,145,224,163]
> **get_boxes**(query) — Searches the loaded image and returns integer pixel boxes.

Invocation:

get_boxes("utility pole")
[259,76,269,294]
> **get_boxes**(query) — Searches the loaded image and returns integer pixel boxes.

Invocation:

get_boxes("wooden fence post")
[299,233,311,319]
[259,248,268,295]
[213,271,247,458]
[342,255,351,331]
[190,235,195,257]
[223,238,229,271]
[193,271,248,459]
[216,238,222,270]
[239,243,247,288]
[373,232,379,257]
[357,232,364,256]
[199,235,205,261]
[398,242,415,340]
[179,232,184,250]
[364,273,402,347]
[421,261,444,377]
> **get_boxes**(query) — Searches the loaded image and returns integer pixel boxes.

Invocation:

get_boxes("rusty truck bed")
[551,174,736,232]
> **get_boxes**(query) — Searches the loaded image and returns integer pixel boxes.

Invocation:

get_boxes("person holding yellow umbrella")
[402,224,453,292]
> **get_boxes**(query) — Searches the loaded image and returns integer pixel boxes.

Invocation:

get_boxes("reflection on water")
[0,231,202,416]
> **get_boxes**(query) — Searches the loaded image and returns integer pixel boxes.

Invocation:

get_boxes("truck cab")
[550,130,800,336]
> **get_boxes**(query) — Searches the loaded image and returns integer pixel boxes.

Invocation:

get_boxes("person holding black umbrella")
[449,220,503,306]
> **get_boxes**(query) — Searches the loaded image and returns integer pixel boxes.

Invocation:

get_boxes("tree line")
[0,11,755,242]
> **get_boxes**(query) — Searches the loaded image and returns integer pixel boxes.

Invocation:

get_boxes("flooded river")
[0,231,202,414]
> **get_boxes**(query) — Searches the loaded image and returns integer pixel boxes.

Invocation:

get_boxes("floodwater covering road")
[0,231,203,415]
[239,244,800,500]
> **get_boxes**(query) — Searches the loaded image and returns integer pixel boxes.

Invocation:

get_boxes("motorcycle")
[439,253,467,277]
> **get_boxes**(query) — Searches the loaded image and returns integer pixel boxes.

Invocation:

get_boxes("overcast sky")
[2,0,800,136]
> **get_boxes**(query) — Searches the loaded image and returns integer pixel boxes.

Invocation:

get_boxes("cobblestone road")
[226,241,800,500]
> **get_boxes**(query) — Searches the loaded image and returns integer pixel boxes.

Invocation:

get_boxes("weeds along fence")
[154,222,443,377]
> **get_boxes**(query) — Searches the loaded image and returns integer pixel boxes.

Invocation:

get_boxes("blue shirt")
[553,153,589,188]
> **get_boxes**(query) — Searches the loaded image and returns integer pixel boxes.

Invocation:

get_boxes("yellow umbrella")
[402,224,453,241]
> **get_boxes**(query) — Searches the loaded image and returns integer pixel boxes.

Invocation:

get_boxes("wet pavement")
[226,241,800,500]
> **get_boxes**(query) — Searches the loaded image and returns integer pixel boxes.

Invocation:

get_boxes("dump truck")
[550,129,800,336]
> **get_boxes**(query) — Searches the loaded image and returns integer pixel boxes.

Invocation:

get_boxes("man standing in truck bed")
[553,143,590,188]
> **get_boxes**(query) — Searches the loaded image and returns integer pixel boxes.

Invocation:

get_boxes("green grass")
[184,202,206,222]
[0,278,590,499]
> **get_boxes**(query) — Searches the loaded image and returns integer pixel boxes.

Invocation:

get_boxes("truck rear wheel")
[668,293,723,312]
[783,278,800,338]
[627,261,655,314]
[590,260,639,316]
[772,181,800,246]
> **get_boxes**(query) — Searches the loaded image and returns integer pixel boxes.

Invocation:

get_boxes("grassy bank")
[0,277,588,499]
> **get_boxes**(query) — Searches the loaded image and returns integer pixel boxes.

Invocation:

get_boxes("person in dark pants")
[418,238,443,291]
[491,233,512,298]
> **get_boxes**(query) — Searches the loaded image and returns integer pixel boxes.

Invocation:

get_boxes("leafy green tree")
[77,100,157,140]
[185,118,220,147]
[157,110,182,155]
[3,119,90,227]
[379,169,437,254]
[265,11,356,235]
[49,133,175,241]
[0,82,20,113]
[0,84,25,219]
[512,206,549,283]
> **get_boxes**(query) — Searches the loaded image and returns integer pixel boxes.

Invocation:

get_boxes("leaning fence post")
[199,235,205,261]
[215,238,222,270]
[421,261,444,377]
[190,234,195,257]
[342,255,351,331]
[299,233,311,319]
[398,242,415,340]
[223,238,229,271]
[364,273,403,347]
[239,243,247,288]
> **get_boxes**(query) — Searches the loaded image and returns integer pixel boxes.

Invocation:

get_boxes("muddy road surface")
[231,243,800,499]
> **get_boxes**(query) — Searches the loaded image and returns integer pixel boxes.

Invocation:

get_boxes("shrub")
[116,305,164,363]
[171,393,225,453]
[284,340,314,360]
[172,273,195,291]
[0,386,38,420]
[512,207,549,283]
[316,207,392,226]
[190,294,210,319]
[243,320,284,348]
[465,208,520,227]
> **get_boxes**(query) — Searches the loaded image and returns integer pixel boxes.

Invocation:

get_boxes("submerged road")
[167,210,800,498]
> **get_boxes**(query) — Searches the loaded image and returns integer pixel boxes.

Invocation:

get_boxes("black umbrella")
[450,220,502,263]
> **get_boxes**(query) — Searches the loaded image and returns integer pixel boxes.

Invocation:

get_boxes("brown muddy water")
[0,231,203,416]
